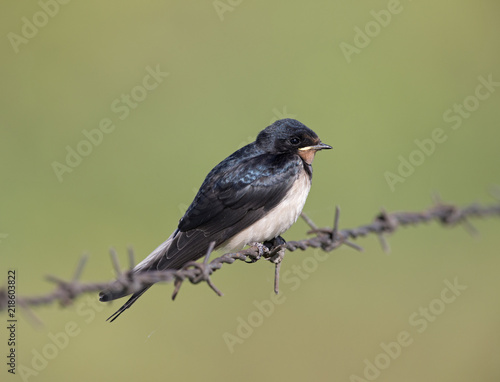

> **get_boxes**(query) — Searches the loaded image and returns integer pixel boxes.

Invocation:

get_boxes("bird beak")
[298,142,332,151]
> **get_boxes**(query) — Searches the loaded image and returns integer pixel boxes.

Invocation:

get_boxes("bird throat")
[298,149,317,165]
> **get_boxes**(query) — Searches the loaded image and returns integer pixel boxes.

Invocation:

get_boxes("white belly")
[224,170,311,251]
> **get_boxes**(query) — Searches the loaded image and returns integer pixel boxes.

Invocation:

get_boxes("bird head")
[256,119,332,164]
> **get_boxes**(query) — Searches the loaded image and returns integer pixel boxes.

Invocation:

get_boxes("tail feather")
[104,286,152,322]
[99,233,177,322]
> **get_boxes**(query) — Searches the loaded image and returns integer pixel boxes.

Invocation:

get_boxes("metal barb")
[462,218,479,237]
[204,241,216,264]
[344,240,364,252]
[72,254,89,282]
[171,278,183,300]
[109,248,122,277]
[489,185,500,201]
[274,262,281,294]
[300,212,318,231]
[206,278,223,296]
[127,247,136,270]
[332,205,340,240]
[377,234,391,254]
[18,301,44,327]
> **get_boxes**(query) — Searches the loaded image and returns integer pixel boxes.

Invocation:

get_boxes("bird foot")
[263,235,286,250]
[246,242,268,262]
[263,236,286,264]
[247,236,286,264]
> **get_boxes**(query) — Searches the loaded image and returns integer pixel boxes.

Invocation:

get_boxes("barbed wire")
[1,199,500,315]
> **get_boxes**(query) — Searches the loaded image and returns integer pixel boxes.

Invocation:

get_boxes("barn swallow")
[99,118,331,321]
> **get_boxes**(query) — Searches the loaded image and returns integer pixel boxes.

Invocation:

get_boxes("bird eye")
[290,137,300,145]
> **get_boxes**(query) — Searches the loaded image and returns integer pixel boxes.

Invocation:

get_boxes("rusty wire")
[1,200,499,314]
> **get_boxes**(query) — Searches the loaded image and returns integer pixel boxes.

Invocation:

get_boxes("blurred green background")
[1,1,500,381]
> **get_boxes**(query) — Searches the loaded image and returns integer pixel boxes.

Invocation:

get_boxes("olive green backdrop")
[1,1,499,381]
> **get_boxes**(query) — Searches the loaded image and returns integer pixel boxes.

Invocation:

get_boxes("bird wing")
[147,152,303,271]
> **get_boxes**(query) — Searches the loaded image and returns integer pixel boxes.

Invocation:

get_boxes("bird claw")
[263,236,286,264]
[246,242,268,262]
[246,236,286,263]
[269,246,286,265]
[264,235,286,250]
